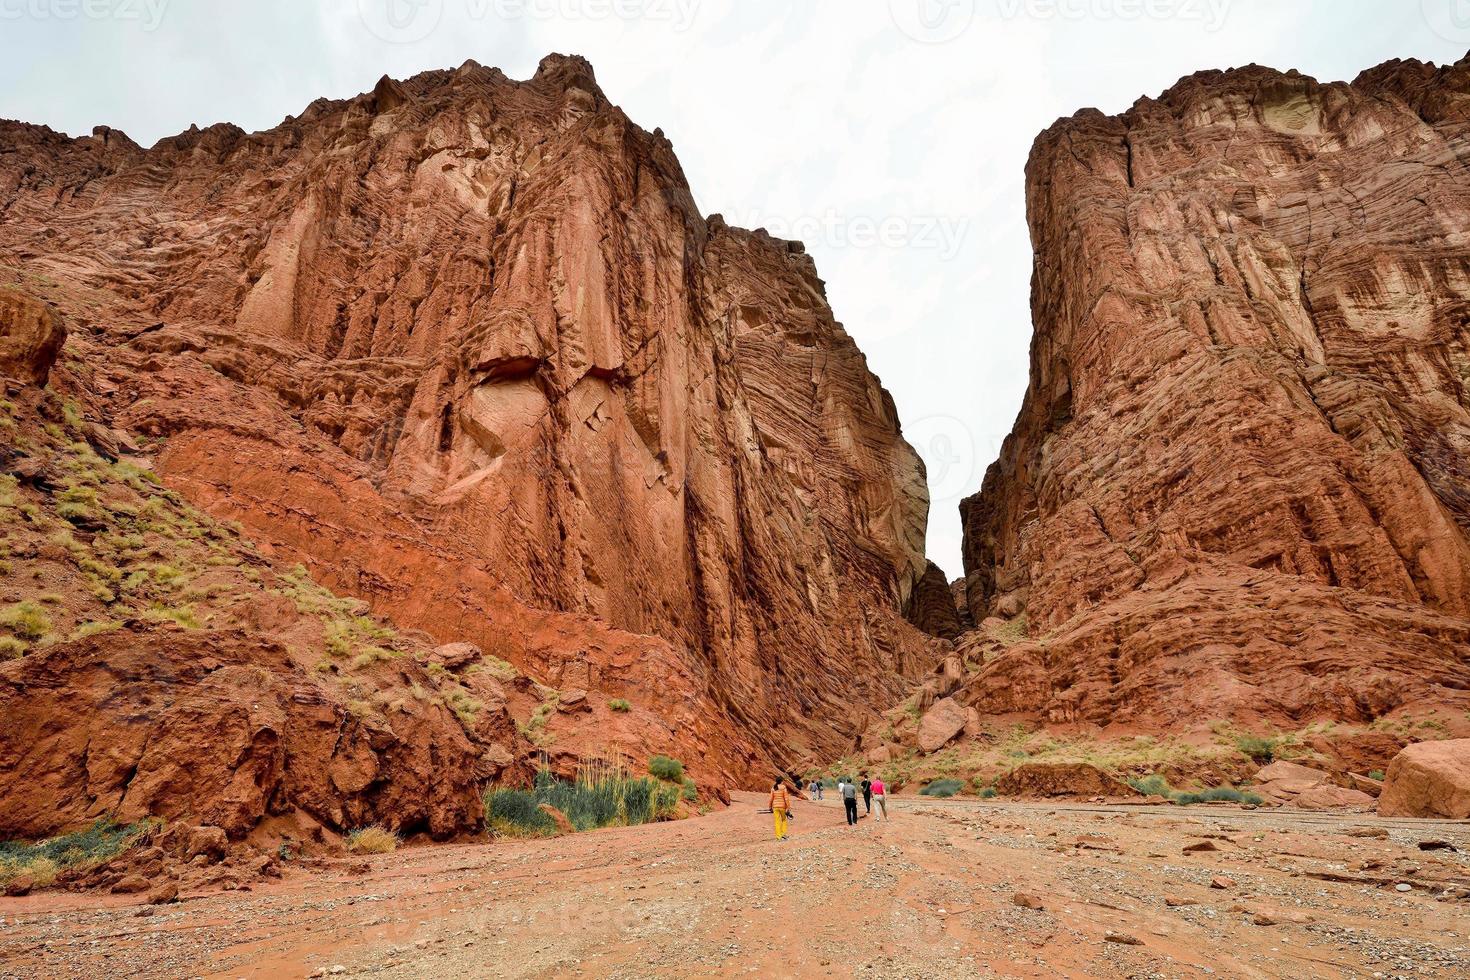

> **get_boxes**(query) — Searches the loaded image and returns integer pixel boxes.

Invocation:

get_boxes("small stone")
[1183,840,1219,854]
[1012,892,1044,910]
[1164,895,1197,907]
[1251,912,1276,926]
[1209,876,1235,889]
[1395,883,1412,893]
[1104,930,1143,945]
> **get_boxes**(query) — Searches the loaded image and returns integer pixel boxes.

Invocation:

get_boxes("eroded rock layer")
[0,55,940,787]
[959,57,1470,729]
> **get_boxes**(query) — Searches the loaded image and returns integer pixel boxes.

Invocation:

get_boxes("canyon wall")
[958,57,1470,730]
[0,55,942,792]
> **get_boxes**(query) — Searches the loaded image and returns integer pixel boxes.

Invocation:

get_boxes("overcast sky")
[2,1,1467,576]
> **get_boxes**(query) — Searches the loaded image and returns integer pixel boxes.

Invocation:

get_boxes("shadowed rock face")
[959,57,1470,729]
[0,54,942,782]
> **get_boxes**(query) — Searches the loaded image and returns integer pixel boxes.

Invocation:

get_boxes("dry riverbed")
[1,793,1467,978]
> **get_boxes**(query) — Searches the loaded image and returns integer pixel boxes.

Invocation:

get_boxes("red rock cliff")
[0,55,941,784]
[958,57,1470,729]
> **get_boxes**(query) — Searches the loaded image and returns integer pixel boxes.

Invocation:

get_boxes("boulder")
[1378,740,1470,819]
[916,697,968,754]
[185,826,230,862]
[0,288,65,386]
[429,642,482,672]
[110,874,151,895]
[1292,785,1376,811]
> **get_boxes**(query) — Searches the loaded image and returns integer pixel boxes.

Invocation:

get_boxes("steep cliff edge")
[955,56,1470,734]
[0,54,943,818]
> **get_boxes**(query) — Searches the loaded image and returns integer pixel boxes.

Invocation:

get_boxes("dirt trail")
[2,794,1468,978]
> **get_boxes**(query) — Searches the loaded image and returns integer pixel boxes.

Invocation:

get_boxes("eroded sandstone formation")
[0,54,942,795]
[958,57,1470,730]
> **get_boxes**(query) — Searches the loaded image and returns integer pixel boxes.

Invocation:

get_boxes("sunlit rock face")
[0,54,943,780]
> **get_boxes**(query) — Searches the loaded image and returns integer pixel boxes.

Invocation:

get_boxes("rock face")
[0,55,940,784]
[993,762,1138,799]
[0,288,65,386]
[1378,739,1470,819]
[904,561,965,639]
[958,58,1470,730]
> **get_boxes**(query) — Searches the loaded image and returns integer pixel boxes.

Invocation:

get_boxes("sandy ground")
[1,793,1468,979]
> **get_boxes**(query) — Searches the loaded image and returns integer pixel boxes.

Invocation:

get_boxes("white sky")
[3,1,1467,576]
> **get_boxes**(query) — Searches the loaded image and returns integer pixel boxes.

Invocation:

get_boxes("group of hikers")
[766,773,889,840]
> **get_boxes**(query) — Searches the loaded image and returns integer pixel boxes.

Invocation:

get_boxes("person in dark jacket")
[840,777,859,825]
[860,773,873,815]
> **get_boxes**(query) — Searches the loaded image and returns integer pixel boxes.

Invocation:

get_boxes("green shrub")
[609,698,631,713]
[484,788,556,838]
[484,765,670,836]
[142,604,202,629]
[71,620,123,641]
[1129,774,1261,806]
[0,601,51,641]
[1128,774,1174,797]
[654,782,681,819]
[978,786,998,799]
[1235,735,1278,763]
[1173,787,1264,806]
[919,778,964,798]
[0,636,26,659]
[1368,770,1385,781]
[681,777,698,802]
[649,755,684,782]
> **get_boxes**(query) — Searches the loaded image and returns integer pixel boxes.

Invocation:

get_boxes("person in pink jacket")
[870,776,889,821]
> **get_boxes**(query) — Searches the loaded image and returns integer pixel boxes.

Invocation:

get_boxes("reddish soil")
[2,794,1467,978]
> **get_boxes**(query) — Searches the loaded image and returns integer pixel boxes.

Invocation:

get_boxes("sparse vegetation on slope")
[0,820,149,888]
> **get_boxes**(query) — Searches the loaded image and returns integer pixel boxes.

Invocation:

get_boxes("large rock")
[0,54,944,781]
[1378,739,1470,819]
[916,697,968,753]
[957,57,1470,732]
[0,288,65,386]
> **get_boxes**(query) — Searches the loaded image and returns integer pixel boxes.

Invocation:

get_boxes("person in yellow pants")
[770,780,791,840]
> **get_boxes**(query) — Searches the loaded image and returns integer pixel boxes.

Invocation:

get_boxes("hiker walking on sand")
[841,777,859,826]
[870,775,889,822]
[860,773,873,815]
[770,780,792,841]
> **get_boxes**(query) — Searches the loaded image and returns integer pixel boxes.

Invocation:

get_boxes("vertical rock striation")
[959,57,1470,729]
